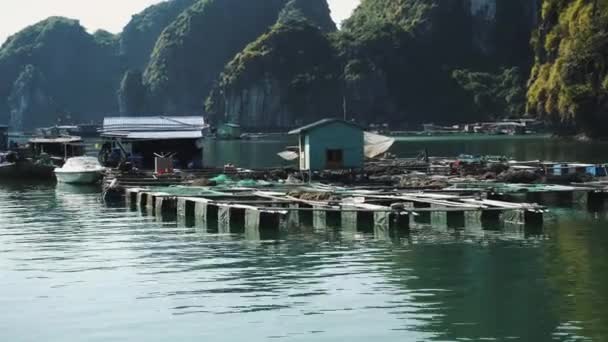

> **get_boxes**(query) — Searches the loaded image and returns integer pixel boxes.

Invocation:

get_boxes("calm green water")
[1,136,608,341]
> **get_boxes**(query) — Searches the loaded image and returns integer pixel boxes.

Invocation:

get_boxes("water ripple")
[0,185,606,341]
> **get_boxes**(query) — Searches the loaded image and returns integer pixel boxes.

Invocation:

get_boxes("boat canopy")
[29,137,83,144]
[101,130,203,140]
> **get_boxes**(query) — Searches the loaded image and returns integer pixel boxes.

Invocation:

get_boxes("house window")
[326,149,344,169]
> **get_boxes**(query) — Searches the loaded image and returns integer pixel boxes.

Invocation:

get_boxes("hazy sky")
[0,0,361,45]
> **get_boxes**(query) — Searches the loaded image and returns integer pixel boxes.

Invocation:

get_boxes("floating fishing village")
[3,116,608,239]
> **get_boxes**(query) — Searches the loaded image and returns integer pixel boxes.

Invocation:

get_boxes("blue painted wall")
[302,122,364,170]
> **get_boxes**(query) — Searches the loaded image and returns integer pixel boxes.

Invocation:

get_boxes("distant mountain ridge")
[1,0,607,138]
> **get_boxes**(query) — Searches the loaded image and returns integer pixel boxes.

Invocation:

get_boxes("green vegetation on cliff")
[528,0,608,137]
[0,0,200,129]
[143,0,289,114]
[453,67,526,120]
[120,0,196,68]
[206,19,341,128]
[335,0,536,125]
[278,0,336,32]
[6,0,608,136]
[0,17,121,129]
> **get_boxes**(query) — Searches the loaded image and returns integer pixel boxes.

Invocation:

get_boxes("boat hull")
[0,162,55,180]
[54,170,103,185]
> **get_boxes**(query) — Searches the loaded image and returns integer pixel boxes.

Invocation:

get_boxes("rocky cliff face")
[143,0,289,115]
[206,19,342,129]
[0,17,121,130]
[0,0,197,130]
[473,0,539,68]
[205,0,541,129]
[120,0,196,69]
[8,66,54,130]
[219,78,292,129]
[6,0,585,133]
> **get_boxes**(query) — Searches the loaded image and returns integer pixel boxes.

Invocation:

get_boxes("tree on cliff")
[528,0,608,137]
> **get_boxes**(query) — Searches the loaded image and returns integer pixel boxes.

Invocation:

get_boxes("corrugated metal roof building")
[99,116,207,170]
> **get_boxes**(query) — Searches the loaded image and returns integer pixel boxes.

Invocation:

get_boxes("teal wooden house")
[289,119,364,171]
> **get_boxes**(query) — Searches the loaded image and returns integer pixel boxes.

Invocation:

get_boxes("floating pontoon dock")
[121,184,547,237]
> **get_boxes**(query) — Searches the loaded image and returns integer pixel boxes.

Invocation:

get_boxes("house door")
[326,149,344,169]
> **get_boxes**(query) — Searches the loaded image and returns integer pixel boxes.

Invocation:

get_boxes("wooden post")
[177,198,187,226]
[218,206,231,234]
[373,211,390,239]
[501,209,525,226]
[313,206,327,229]
[287,203,300,228]
[244,209,261,240]
[572,190,589,206]
[154,196,165,217]
[341,206,357,232]
[464,210,483,229]
[430,204,448,229]
[177,198,187,218]
[194,201,208,228]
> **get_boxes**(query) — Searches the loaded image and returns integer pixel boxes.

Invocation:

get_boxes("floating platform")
[449,182,608,207]
[119,184,547,238]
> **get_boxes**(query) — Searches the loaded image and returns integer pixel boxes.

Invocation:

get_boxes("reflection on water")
[0,183,607,341]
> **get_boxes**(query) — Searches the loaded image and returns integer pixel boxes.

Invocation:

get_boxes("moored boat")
[54,157,105,184]
[0,131,86,180]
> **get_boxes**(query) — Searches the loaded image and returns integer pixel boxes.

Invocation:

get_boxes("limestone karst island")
[1,1,607,341]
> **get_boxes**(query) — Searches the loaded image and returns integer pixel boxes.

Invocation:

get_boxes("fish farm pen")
[100,156,608,239]
[113,182,550,239]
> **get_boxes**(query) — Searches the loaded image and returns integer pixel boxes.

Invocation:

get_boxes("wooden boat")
[54,157,105,184]
[0,160,55,179]
[0,135,85,180]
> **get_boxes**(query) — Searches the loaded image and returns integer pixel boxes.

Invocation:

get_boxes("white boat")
[54,157,105,184]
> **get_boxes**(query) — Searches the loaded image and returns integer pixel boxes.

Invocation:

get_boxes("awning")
[277,151,299,161]
[364,132,395,158]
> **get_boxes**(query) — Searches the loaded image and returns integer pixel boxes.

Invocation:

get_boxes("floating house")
[0,125,7,151]
[289,119,364,171]
[99,116,208,170]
